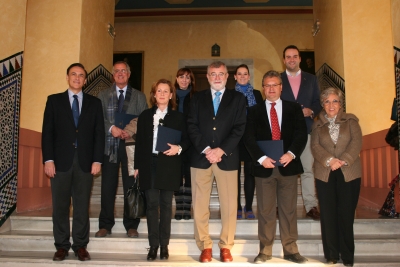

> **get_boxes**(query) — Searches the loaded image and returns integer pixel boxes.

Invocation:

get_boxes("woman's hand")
[329,158,345,171]
[163,143,179,156]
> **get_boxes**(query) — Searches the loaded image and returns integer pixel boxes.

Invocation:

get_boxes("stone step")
[1,229,400,257]
[8,214,400,236]
[1,251,399,267]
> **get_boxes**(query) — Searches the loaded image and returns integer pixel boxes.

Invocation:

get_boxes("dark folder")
[256,140,284,166]
[155,125,182,152]
[115,113,137,129]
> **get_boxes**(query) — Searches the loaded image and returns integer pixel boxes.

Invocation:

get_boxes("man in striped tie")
[244,70,308,264]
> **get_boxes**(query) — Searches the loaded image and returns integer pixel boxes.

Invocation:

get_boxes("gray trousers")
[300,135,318,212]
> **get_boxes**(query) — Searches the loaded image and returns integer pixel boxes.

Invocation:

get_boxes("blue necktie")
[118,90,124,113]
[72,95,79,127]
[213,91,221,115]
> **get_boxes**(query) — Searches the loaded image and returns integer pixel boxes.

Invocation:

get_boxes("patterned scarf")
[325,114,340,144]
[235,83,257,107]
[105,84,132,163]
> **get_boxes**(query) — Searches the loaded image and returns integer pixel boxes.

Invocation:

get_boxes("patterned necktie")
[72,95,79,127]
[213,91,221,115]
[270,102,281,140]
[118,90,124,113]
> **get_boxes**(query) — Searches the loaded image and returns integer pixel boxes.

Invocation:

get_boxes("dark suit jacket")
[239,89,264,161]
[281,71,321,133]
[134,107,191,191]
[187,88,247,171]
[42,90,105,172]
[243,100,307,178]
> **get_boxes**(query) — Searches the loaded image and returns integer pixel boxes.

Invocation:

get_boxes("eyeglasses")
[323,99,340,105]
[209,72,226,78]
[262,83,281,89]
[114,69,128,74]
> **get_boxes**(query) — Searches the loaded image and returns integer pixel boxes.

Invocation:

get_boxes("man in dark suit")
[96,61,148,238]
[281,45,322,220]
[42,63,105,261]
[244,70,308,264]
[187,61,247,263]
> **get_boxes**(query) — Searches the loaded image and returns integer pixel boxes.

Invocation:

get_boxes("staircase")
[1,173,400,266]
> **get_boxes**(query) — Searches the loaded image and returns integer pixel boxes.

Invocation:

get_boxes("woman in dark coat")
[134,79,190,261]
[234,64,263,219]
[174,68,196,220]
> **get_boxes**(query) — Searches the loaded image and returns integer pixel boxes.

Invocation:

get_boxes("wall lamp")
[212,43,220,57]
[108,23,116,39]
[312,19,320,37]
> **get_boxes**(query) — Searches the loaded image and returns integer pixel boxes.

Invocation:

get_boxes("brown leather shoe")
[220,248,233,262]
[127,228,139,238]
[306,207,320,220]
[199,248,212,263]
[53,248,68,261]
[95,228,111,237]
[75,247,91,261]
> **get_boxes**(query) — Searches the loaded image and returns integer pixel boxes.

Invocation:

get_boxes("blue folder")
[256,140,284,166]
[115,113,138,129]
[156,125,182,152]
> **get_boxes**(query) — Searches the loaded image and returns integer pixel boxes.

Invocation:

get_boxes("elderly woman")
[311,87,362,267]
[134,79,189,261]
[234,64,263,220]
[174,68,196,220]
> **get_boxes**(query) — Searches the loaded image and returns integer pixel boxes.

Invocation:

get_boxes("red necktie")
[270,102,281,140]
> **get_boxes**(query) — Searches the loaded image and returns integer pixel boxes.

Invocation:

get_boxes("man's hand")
[134,169,138,178]
[91,163,101,175]
[164,143,180,156]
[261,157,276,168]
[279,152,293,167]
[111,126,123,138]
[205,147,224,164]
[120,130,130,140]
[302,107,313,117]
[44,161,56,178]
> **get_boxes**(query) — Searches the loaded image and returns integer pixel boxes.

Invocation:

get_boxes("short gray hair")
[112,61,131,74]
[207,61,227,73]
[320,87,343,106]
[262,70,282,87]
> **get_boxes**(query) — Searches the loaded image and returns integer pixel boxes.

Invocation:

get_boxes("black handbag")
[124,177,146,219]
[378,175,399,218]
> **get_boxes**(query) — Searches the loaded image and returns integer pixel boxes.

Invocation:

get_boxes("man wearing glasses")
[96,61,148,239]
[244,70,308,264]
[281,45,322,221]
[187,61,246,263]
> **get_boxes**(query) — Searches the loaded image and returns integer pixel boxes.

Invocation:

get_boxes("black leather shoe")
[160,246,169,260]
[183,213,191,220]
[343,260,354,266]
[175,214,183,220]
[147,246,158,261]
[254,253,272,263]
[326,259,338,264]
[284,253,308,263]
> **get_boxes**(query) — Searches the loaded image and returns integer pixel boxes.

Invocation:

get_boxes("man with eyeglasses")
[281,45,322,221]
[244,70,308,264]
[96,61,148,239]
[187,61,246,263]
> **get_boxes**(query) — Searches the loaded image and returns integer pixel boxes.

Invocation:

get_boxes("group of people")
[42,45,362,267]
